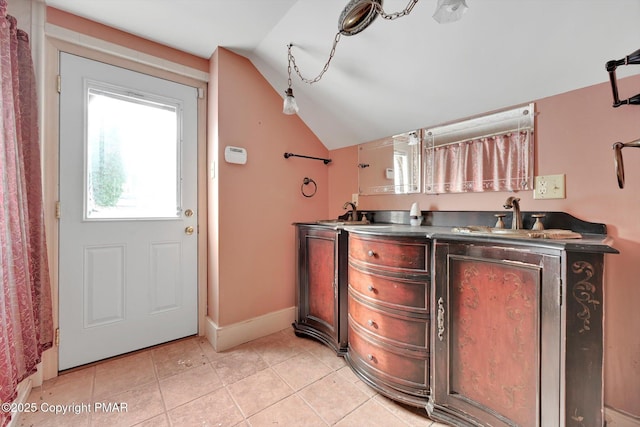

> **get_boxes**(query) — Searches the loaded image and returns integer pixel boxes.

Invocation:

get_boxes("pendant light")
[283,45,299,115]
[283,88,298,115]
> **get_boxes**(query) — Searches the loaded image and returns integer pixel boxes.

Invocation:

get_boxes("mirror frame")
[357,130,422,195]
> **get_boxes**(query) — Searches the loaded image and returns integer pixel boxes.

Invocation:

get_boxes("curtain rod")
[424,126,533,149]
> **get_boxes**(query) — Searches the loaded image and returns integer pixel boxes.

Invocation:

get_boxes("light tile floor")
[18,328,450,427]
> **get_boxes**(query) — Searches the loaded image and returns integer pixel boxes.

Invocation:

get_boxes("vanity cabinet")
[345,233,431,406]
[293,224,348,354]
[294,211,615,426]
[430,239,610,427]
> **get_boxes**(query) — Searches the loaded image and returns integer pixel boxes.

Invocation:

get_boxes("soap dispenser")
[410,202,423,226]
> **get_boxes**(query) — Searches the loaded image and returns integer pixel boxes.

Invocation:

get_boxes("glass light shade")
[283,88,299,115]
[432,0,468,23]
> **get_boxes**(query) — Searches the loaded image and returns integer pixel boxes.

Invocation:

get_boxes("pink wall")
[209,48,329,326]
[47,7,209,72]
[328,146,359,218]
[43,7,640,415]
[328,75,640,416]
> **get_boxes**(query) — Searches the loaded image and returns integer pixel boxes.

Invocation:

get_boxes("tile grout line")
[265,353,336,426]
[223,379,252,423]
[156,339,234,427]
[148,347,171,427]
[88,365,96,426]
[292,390,332,426]
[225,336,336,426]
[27,333,446,427]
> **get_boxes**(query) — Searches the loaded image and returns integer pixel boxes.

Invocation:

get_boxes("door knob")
[184,209,194,217]
[185,226,194,235]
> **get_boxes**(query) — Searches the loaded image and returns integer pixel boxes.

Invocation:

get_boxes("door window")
[86,83,182,220]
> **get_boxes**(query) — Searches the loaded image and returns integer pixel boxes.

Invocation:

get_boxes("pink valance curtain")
[426,130,532,194]
[0,1,54,425]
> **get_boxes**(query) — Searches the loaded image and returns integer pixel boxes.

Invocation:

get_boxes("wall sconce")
[283,0,469,115]
[606,48,640,108]
[613,139,640,189]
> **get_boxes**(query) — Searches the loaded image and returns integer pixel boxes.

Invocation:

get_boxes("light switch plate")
[534,174,565,199]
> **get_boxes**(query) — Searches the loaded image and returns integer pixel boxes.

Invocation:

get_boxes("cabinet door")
[295,226,347,353]
[431,241,561,427]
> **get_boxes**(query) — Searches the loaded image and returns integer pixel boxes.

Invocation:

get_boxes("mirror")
[358,130,421,195]
[423,103,534,194]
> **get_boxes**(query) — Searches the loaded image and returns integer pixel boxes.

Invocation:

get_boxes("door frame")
[41,36,209,379]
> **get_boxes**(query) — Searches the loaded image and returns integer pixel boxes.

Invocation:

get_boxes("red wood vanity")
[294,211,617,427]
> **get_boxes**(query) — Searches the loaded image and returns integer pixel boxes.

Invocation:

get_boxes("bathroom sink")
[452,226,582,239]
[491,228,537,236]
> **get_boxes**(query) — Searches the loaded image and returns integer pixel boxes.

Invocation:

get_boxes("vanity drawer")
[348,265,428,312]
[348,294,428,349]
[349,235,428,271]
[348,323,428,388]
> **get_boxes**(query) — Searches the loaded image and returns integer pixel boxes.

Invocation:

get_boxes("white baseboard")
[6,378,32,427]
[205,306,296,352]
[606,406,640,427]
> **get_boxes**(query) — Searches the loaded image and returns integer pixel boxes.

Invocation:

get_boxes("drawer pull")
[367,285,376,293]
[367,250,376,257]
[367,319,377,328]
[367,354,377,363]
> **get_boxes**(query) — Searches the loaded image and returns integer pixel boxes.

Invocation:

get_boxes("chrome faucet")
[503,196,522,229]
[343,201,358,221]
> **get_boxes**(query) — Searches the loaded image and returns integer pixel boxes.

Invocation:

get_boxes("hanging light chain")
[288,32,342,85]
[287,46,293,89]
[287,0,420,86]
[373,0,420,20]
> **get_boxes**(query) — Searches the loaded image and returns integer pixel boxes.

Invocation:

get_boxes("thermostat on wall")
[224,146,247,164]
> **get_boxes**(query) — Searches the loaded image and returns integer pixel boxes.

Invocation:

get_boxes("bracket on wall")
[613,139,640,189]
[284,152,332,165]
[606,48,640,107]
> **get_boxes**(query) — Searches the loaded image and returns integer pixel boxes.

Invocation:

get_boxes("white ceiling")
[45,0,640,150]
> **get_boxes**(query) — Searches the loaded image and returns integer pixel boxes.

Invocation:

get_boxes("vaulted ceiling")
[45,0,640,150]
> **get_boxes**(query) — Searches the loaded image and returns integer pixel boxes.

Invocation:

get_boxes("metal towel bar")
[284,152,332,164]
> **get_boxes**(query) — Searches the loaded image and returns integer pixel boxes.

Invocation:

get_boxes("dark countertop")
[294,210,618,254]
[347,224,617,254]
[295,222,618,254]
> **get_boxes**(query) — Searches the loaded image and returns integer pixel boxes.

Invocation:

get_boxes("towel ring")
[301,177,317,198]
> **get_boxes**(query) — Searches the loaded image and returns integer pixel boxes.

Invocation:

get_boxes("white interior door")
[58,53,198,370]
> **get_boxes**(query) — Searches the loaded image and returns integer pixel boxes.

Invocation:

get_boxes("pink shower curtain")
[428,131,531,193]
[0,1,54,425]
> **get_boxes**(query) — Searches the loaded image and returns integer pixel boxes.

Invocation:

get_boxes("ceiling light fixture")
[283,44,299,115]
[283,0,469,115]
[432,0,468,24]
